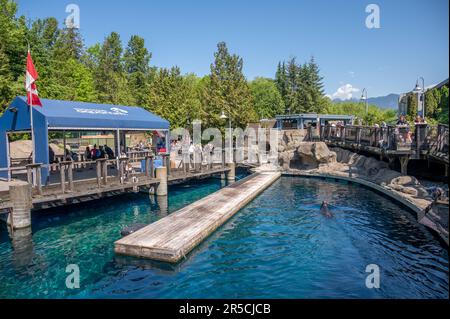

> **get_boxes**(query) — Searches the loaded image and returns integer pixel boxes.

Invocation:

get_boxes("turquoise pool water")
[0,175,448,298]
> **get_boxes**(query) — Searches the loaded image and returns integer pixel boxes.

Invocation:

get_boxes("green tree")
[52,27,83,61]
[123,35,152,105]
[146,67,202,128]
[201,42,256,129]
[249,77,284,119]
[437,86,449,124]
[275,56,326,114]
[94,32,132,104]
[0,44,14,112]
[406,93,418,121]
[325,100,397,125]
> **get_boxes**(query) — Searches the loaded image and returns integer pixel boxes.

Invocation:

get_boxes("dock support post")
[8,182,32,229]
[399,156,409,175]
[226,162,236,183]
[155,166,168,196]
[156,195,168,217]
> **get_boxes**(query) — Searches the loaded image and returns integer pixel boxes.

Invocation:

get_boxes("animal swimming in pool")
[320,201,334,218]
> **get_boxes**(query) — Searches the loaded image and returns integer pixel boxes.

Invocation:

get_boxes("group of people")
[170,138,217,169]
[84,144,115,161]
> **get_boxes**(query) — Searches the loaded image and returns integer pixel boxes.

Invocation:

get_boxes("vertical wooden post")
[35,165,42,195]
[149,156,154,178]
[356,126,361,145]
[59,163,66,193]
[26,167,32,185]
[222,148,226,168]
[102,159,108,185]
[67,162,74,191]
[96,160,102,188]
[145,156,150,177]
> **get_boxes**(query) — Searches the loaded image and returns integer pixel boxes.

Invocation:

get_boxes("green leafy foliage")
[249,77,284,119]
[0,0,446,130]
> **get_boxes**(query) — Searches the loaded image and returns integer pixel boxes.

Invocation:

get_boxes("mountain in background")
[333,93,399,109]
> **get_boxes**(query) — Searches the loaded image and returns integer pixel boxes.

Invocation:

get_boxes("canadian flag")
[25,51,42,107]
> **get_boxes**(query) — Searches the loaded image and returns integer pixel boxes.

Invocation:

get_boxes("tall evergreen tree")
[275,56,326,114]
[201,42,256,129]
[94,32,131,104]
[52,27,83,61]
[123,35,152,105]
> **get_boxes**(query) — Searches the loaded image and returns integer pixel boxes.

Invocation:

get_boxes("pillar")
[226,162,236,183]
[9,226,34,268]
[156,195,168,217]
[155,166,168,196]
[8,182,32,229]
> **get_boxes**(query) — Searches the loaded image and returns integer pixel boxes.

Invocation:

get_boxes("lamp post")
[413,77,425,118]
[220,110,232,163]
[360,88,368,119]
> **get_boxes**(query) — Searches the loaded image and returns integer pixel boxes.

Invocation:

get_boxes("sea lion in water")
[120,223,147,237]
[320,201,334,218]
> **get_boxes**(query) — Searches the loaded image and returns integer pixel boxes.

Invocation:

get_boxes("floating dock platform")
[114,171,281,263]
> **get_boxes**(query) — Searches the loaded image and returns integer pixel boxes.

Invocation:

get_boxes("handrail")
[318,123,449,157]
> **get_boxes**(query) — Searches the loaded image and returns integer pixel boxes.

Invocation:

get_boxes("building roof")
[0,97,170,131]
[275,113,354,120]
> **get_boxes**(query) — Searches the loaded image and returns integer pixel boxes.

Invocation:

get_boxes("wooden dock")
[114,171,281,263]
[0,162,230,212]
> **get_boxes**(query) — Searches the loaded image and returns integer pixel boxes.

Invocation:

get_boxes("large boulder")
[279,142,336,170]
[387,176,429,198]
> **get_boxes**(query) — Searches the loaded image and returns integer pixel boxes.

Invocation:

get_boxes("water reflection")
[156,195,168,217]
[8,226,35,269]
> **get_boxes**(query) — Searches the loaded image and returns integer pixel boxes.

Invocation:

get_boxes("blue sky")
[17,0,449,98]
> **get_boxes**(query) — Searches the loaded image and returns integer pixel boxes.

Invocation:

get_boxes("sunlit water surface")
[0,175,448,298]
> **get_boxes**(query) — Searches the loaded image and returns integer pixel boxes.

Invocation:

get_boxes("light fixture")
[220,110,227,119]
[413,82,422,93]
[413,77,425,93]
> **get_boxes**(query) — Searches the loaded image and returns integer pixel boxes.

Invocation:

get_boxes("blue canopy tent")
[0,96,170,183]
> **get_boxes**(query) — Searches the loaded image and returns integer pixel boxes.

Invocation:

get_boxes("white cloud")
[330,84,360,100]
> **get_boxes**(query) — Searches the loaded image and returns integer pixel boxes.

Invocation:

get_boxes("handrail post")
[96,160,102,188]
[102,159,108,185]
[150,156,154,178]
[145,156,151,177]
[59,162,66,193]
[68,162,74,191]
[26,166,33,185]
[222,148,226,168]
[35,164,42,195]
[356,126,361,145]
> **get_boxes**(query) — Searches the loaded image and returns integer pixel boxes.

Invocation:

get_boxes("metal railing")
[315,124,449,158]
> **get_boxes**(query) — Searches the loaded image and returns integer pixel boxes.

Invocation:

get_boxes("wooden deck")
[114,171,281,263]
[0,165,231,212]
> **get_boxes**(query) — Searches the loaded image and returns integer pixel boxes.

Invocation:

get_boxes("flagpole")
[26,42,35,166]
[30,88,35,165]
